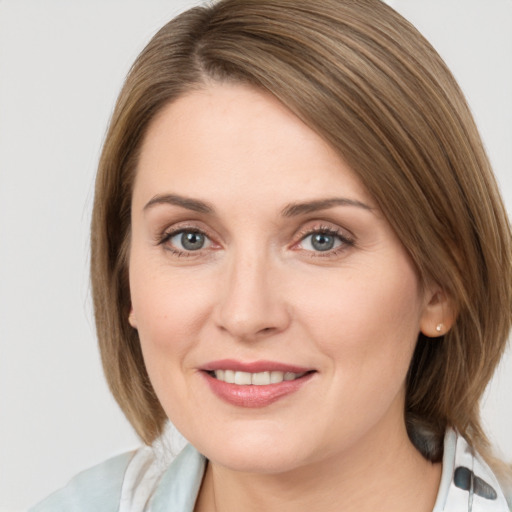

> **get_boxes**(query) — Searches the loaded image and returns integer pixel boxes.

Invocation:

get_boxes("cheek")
[295,260,423,382]
[128,263,218,427]
[295,265,423,446]
[128,255,215,376]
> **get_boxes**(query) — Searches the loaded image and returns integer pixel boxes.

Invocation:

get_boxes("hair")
[91,0,512,465]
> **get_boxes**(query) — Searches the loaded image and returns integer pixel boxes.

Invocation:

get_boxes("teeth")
[213,369,306,385]
[252,371,270,385]
[234,371,252,385]
[270,371,284,384]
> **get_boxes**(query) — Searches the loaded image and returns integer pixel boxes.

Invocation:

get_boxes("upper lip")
[201,359,313,373]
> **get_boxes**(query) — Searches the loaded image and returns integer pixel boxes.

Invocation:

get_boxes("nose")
[214,250,291,340]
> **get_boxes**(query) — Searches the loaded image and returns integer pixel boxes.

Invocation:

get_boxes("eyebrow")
[143,193,372,217]
[144,194,214,214]
[281,197,372,217]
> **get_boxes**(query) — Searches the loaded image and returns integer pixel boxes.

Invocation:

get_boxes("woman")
[32,0,512,510]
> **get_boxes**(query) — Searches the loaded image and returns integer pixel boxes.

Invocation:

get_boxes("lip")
[201,359,311,374]
[199,360,316,408]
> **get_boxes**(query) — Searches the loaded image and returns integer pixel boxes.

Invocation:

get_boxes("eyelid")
[154,221,222,257]
[154,220,214,243]
[291,222,356,254]
[169,230,212,250]
[293,221,355,243]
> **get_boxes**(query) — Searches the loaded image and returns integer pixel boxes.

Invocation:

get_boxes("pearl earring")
[436,323,444,334]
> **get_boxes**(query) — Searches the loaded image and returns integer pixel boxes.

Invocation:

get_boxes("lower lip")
[201,371,315,408]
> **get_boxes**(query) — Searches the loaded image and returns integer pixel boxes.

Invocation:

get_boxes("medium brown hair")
[91,0,512,460]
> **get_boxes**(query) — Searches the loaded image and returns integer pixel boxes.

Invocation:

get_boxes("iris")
[181,232,205,251]
[311,233,335,251]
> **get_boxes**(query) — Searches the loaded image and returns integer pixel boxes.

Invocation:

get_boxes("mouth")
[200,360,316,408]
[207,369,311,385]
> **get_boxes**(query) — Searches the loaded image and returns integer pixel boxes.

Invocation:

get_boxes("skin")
[129,83,450,511]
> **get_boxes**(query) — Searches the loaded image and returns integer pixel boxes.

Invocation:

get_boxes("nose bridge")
[216,243,289,339]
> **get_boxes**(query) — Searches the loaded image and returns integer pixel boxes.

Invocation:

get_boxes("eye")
[163,229,212,253]
[301,232,342,252]
[303,232,340,252]
[296,226,354,255]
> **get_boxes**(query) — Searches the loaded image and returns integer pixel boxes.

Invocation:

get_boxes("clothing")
[30,429,511,511]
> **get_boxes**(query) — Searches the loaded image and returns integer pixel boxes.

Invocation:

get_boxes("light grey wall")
[0,1,510,510]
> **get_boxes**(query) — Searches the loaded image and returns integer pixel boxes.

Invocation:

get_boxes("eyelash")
[156,226,213,258]
[156,224,355,258]
[294,225,355,257]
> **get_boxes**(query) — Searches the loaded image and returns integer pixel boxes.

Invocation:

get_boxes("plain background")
[0,1,510,510]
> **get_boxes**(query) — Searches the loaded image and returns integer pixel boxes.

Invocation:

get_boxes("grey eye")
[171,231,208,251]
[310,233,336,251]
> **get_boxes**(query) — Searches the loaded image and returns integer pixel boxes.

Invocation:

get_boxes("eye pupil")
[181,232,205,250]
[311,233,334,251]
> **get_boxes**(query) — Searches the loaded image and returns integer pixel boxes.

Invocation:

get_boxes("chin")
[191,427,314,474]
[212,449,307,475]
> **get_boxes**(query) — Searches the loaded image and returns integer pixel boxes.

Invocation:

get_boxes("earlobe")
[128,307,137,329]
[420,288,456,338]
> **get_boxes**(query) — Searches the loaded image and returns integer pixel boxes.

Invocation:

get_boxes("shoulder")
[29,443,206,512]
[29,450,135,512]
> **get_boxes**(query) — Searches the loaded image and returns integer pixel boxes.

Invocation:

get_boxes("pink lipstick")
[200,359,315,408]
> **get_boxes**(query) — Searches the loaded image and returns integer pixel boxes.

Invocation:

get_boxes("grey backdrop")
[0,1,510,510]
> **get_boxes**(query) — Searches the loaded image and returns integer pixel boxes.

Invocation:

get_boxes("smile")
[211,370,308,385]
[200,360,316,408]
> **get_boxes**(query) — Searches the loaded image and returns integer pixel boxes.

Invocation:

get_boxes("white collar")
[433,428,509,511]
[120,428,510,511]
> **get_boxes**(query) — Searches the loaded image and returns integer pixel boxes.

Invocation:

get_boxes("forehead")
[133,83,373,210]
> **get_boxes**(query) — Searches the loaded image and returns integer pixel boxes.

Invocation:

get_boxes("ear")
[420,286,457,338]
[128,307,138,329]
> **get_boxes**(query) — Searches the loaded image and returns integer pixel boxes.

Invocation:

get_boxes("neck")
[195,417,441,512]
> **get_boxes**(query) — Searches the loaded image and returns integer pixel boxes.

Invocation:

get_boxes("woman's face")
[129,83,437,473]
